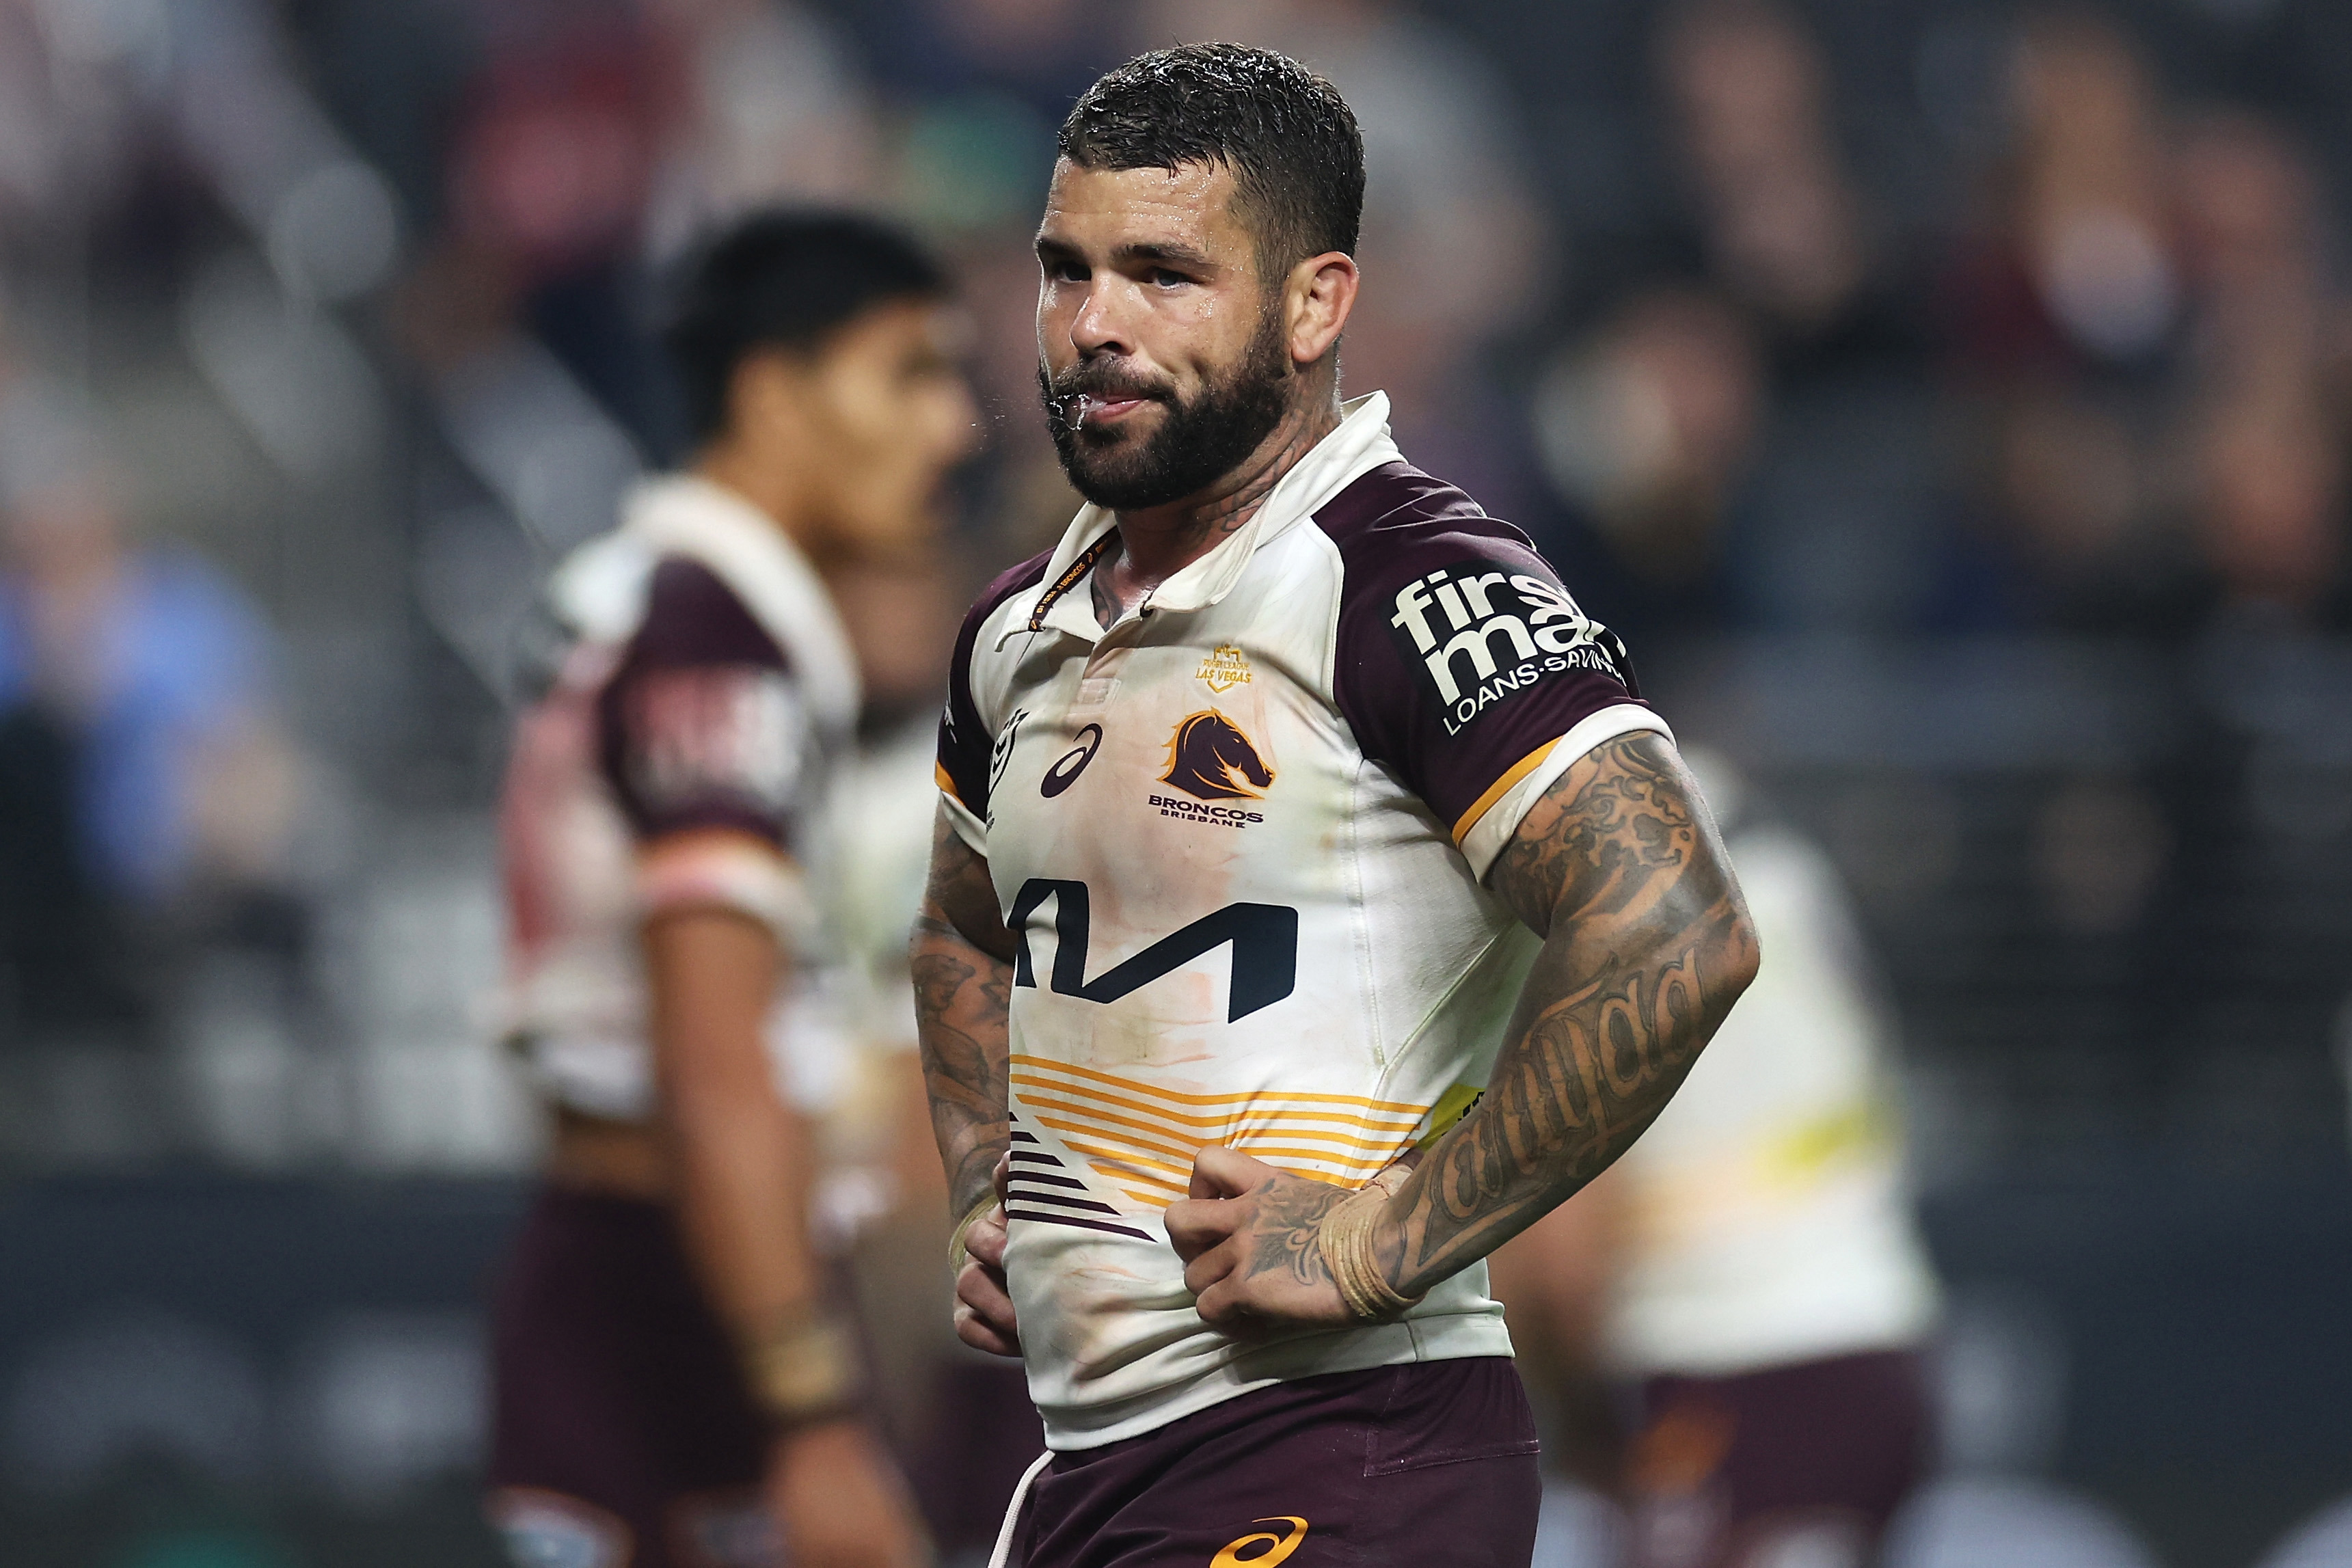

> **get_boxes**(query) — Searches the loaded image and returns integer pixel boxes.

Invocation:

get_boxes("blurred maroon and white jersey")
[936,393,1668,1449]
[498,474,860,1121]
[1601,815,1941,1378]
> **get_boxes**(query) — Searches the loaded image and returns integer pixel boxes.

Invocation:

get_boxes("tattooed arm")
[1168,732,1758,1329]
[910,803,1024,1354]
[1383,732,1755,1293]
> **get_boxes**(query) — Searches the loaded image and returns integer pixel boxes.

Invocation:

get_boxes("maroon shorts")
[485,1186,779,1568]
[1625,1349,1932,1568]
[1012,1357,1542,1568]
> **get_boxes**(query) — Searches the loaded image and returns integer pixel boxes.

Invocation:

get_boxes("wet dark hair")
[1057,43,1365,279]
[662,209,947,446]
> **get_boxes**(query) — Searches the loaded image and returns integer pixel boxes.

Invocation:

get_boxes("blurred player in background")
[820,548,1055,1558]
[1492,755,1941,1568]
[487,211,977,1568]
[917,45,1757,1567]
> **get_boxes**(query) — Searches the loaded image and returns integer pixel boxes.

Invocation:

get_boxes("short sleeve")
[1327,513,1668,880]
[934,549,1052,855]
[598,558,813,929]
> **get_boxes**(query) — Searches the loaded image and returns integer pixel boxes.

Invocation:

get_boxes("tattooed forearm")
[1381,733,1758,1298]
[913,807,1018,1219]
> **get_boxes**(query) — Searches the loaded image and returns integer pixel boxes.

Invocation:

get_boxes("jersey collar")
[1001,391,1403,649]
[554,472,863,733]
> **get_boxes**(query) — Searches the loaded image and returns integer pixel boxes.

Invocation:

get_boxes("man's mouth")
[1073,393,1151,429]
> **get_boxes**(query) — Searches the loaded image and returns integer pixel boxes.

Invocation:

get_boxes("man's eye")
[1049,260,1088,283]
[1150,269,1190,288]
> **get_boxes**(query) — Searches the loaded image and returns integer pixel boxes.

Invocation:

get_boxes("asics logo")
[1211,1517,1309,1567]
[1040,724,1103,798]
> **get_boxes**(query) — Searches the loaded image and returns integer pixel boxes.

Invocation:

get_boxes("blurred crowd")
[0,0,2340,1147]
[1533,3,2352,643]
[0,0,2349,1563]
[297,0,2352,645]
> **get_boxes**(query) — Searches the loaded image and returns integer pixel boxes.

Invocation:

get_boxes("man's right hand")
[768,1420,928,1568]
[952,1153,1020,1356]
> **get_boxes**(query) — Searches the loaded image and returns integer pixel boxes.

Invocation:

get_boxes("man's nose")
[1070,278,1133,360]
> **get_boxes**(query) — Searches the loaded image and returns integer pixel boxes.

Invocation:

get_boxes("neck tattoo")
[1103,398,1344,626]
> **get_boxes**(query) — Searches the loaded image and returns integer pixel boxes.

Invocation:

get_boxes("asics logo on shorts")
[1211,1516,1309,1567]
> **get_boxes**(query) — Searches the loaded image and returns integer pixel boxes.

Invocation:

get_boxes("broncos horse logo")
[1161,712,1275,801]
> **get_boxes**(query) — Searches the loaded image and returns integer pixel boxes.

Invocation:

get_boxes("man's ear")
[725,347,813,448]
[1285,251,1359,370]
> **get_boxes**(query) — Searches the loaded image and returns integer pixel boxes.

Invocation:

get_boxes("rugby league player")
[490,213,973,1568]
[915,44,1760,1568]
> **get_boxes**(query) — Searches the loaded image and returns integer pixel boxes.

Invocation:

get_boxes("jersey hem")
[1035,1311,1517,1451]
[512,1033,658,1122]
[1605,1303,1938,1380]
[938,788,988,856]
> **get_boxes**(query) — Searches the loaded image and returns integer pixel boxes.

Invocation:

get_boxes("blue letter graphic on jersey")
[1009,879,1297,1023]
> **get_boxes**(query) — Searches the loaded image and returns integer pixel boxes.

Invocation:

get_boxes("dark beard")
[1038,310,1291,512]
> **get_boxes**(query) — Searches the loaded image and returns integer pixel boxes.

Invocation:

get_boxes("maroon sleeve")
[597,557,810,849]
[1317,463,1651,839]
[936,548,1054,824]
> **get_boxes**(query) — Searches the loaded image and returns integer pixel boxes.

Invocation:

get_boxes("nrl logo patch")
[989,707,1028,796]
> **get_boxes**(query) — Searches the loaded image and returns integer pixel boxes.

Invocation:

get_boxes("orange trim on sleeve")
[1450,738,1563,846]
[935,761,963,803]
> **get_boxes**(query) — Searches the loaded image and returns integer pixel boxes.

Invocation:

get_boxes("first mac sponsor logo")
[1385,562,1621,734]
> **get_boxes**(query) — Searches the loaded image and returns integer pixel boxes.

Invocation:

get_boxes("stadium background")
[0,0,2347,1563]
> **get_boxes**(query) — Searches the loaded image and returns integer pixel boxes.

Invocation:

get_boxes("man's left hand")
[1165,1146,1362,1334]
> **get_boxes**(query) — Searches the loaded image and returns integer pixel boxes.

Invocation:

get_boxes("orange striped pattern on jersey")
[1009,1055,1429,1208]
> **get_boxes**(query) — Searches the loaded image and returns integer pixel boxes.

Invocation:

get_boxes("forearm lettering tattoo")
[1384,733,1758,1299]
[913,809,1018,1220]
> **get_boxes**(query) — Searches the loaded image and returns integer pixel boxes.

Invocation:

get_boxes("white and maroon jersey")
[1601,821,1940,1377]
[936,393,1672,1448]
[498,474,861,1122]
